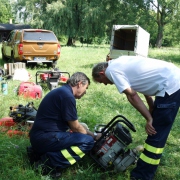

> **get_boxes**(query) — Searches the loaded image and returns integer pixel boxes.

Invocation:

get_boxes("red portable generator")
[35,68,70,91]
[17,82,42,99]
[90,115,143,172]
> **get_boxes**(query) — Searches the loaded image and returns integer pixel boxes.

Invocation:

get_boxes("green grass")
[0,45,180,180]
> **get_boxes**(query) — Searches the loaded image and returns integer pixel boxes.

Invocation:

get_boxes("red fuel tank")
[17,82,42,99]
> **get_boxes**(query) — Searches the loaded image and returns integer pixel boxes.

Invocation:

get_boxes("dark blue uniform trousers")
[131,89,180,180]
[30,131,94,169]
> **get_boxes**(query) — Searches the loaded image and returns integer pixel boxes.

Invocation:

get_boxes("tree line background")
[1,0,180,48]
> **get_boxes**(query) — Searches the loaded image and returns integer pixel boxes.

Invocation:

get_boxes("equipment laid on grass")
[0,102,37,136]
[0,117,16,127]
[4,63,26,75]
[9,102,37,123]
[90,115,143,172]
[17,82,42,99]
[1,81,8,95]
[35,68,70,91]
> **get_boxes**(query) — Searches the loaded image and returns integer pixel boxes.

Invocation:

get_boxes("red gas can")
[17,82,42,99]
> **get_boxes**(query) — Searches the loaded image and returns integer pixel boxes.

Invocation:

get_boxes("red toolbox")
[17,82,42,99]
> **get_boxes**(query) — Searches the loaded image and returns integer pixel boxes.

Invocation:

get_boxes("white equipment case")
[4,63,26,75]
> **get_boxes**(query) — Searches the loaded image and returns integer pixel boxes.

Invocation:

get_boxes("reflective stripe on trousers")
[131,89,180,180]
[139,143,164,165]
[37,132,94,169]
[61,146,85,165]
[41,145,87,169]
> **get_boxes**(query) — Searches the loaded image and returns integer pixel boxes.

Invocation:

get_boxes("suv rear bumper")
[27,60,54,63]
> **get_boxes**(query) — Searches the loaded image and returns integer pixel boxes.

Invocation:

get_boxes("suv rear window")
[23,32,57,41]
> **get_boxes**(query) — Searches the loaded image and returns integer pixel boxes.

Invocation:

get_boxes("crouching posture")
[29,72,101,177]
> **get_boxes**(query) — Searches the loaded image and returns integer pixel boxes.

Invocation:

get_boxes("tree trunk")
[155,25,163,48]
[66,37,76,46]
[155,3,165,48]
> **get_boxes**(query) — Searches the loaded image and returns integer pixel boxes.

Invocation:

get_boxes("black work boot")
[42,166,62,179]
[26,146,41,166]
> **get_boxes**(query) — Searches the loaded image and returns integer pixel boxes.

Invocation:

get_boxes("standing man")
[29,72,101,177]
[92,56,180,180]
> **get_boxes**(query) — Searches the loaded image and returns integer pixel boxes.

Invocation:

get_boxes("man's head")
[67,72,90,99]
[92,62,113,85]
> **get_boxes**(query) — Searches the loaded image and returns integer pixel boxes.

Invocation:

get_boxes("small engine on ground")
[9,102,37,123]
[90,115,143,172]
[35,68,70,91]
[0,102,37,136]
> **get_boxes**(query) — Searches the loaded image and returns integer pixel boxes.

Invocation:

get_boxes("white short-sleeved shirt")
[105,56,180,97]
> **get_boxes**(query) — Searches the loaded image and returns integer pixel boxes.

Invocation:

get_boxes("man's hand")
[94,133,102,141]
[145,119,157,135]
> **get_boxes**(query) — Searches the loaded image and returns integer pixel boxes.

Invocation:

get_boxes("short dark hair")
[67,72,90,87]
[92,62,108,80]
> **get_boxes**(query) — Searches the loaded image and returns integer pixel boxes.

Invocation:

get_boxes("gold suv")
[1,29,61,67]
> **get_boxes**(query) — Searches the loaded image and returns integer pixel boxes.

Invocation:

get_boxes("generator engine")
[90,115,142,172]
[9,102,37,123]
[35,68,70,91]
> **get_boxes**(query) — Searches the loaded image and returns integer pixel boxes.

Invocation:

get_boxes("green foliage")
[0,45,180,180]
[12,0,180,47]
[120,0,180,47]
[0,0,13,23]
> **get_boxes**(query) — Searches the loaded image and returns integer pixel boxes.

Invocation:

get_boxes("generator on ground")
[90,115,143,172]
[9,102,37,123]
[0,102,37,136]
[35,68,70,91]
[17,82,42,99]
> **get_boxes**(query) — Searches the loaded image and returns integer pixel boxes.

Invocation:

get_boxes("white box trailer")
[109,25,150,59]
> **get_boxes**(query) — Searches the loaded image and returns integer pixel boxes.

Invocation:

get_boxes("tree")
[14,0,122,45]
[0,0,13,23]
[148,0,179,47]
[163,2,180,46]
[121,0,179,47]
[13,0,179,47]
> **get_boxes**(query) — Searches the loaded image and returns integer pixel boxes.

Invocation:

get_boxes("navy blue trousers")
[131,89,180,180]
[30,131,94,169]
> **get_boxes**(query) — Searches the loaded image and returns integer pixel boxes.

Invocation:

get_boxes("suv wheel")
[11,53,15,63]
[52,60,57,68]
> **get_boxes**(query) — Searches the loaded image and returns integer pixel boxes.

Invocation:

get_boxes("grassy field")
[0,44,180,180]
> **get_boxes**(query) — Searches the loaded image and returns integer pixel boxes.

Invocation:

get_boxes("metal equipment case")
[109,25,150,59]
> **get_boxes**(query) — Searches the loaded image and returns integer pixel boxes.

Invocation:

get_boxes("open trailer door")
[109,25,150,59]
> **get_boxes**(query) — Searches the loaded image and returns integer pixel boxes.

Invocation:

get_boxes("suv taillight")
[57,44,61,54]
[18,44,23,55]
